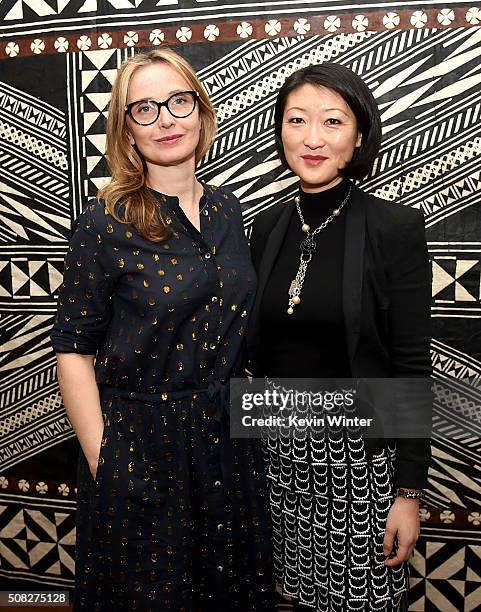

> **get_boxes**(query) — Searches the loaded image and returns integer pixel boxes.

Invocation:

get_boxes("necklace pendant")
[301,223,310,233]
[300,236,316,253]
[287,306,294,315]
[288,279,298,296]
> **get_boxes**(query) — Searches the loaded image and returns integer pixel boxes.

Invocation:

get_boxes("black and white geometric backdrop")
[0,2,480,610]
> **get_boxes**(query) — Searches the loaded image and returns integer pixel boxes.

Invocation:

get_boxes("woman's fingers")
[383,526,396,557]
[384,542,414,566]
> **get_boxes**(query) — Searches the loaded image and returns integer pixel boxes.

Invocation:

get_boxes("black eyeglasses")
[125,90,200,126]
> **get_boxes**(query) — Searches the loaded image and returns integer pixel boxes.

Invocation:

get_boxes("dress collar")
[148,181,208,210]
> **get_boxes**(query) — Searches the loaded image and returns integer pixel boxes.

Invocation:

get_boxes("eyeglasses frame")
[124,90,200,126]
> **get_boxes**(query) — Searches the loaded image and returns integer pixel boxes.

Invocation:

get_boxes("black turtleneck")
[259,179,352,378]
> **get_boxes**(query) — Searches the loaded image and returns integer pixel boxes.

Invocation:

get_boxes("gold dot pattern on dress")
[50,185,273,610]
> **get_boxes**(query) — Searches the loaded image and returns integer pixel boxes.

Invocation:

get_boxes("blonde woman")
[51,49,274,611]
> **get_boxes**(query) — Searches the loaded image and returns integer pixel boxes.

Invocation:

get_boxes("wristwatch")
[396,488,424,500]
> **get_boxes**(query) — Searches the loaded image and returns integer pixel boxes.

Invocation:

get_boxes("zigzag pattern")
[0,313,75,469]
[0,83,65,135]
[201,28,480,227]
[0,82,70,250]
[425,340,481,510]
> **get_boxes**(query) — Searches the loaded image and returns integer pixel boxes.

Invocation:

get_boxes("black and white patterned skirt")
[262,381,409,611]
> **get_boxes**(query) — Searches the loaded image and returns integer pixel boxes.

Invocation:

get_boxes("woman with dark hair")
[50,48,274,611]
[248,63,432,611]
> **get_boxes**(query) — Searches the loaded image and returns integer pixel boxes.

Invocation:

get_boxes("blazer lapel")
[248,185,367,375]
[247,203,294,362]
[342,186,367,368]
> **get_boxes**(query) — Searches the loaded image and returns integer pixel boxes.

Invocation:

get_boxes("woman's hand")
[55,353,105,483]
[383,497,420,566]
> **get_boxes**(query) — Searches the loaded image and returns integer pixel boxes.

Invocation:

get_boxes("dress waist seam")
[99,381,229,406]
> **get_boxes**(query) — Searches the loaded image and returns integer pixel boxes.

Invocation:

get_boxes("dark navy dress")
[50,184,275,611]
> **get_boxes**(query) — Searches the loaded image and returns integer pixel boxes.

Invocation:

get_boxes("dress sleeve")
[387,208,433,489]
[50,202,115,355]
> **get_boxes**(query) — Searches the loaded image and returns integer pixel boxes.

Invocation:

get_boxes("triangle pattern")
[0,261,12,297]
[86,134,106,155]
[11,263,30,295]
[455,281,476,302]
[48,263,64,294]
[29,279,49,297]
[455,259,478,279]
[2,511,26,538]
[78,0,97,13]
[56,0,70,12]
[28,541,56,566]
[83,49,117,71]
[13,537,28,552]
[25,526,40,542]
[83,111,102,132]
[432,261,455,298]
[85,93,111,112]
[81,70,100,92]
[5,0,23,20]
[102,69,119,86]
[86,155,104,175]
[46,559,62,575]
[89,177,110,191]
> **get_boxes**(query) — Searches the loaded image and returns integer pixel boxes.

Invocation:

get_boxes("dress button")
[217,565,223,572]
[205,252,211,259]
[214,480,221,488]
[209,343,216,350]
[211,296,218,303]
[217,523,224,531]
[213,437,220,444]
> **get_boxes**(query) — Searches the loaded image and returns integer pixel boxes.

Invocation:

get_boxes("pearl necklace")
[287,185,352,315]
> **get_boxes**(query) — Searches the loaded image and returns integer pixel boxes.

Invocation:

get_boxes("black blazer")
[247,182,432,489]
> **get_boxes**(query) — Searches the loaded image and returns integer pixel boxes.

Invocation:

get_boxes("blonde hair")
[98,48,217,242]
